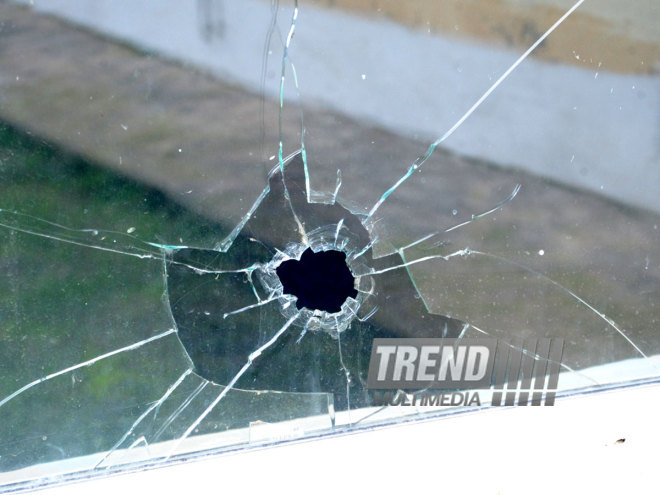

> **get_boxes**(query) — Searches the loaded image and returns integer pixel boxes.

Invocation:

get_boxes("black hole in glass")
[276,248,358,313]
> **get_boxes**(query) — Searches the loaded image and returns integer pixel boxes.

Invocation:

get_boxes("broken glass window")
[0,0,658,489]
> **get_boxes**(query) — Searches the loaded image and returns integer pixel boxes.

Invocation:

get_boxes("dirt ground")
[307,0,659,73]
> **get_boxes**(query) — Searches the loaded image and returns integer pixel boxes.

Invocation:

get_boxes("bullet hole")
[276,248,358,313]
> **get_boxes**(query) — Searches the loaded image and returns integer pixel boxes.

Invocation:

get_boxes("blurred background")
[0,0,658,481]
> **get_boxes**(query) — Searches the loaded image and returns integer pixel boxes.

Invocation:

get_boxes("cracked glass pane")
[0,0,658,489]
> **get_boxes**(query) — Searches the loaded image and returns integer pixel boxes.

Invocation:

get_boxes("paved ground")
[9,0,660,212]
[0,3,658,369]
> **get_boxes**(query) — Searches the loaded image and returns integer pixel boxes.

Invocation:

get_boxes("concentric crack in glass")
[0,0,657,487]
[167,153,465,408]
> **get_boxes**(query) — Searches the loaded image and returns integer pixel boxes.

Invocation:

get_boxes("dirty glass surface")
[0,0,658,489]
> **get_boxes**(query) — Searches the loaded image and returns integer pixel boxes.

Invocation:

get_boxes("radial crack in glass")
[166,153,465,409]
